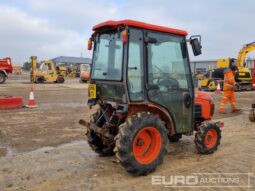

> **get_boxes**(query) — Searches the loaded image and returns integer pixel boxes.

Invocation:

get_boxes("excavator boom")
[236,42,255,67]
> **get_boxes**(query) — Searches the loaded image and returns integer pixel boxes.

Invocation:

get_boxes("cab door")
[44,62,57,82]
[146,31,194,133]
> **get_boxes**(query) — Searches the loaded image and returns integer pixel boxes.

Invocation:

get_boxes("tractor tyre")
[86,109,114,156]
[249,109,255,122]
[115,112,169,176]
[0,73,6,84]
[169,133,182,142]
[195,123,221,154]
[57,76,65,83]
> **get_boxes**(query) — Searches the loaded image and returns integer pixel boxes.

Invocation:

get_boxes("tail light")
[88,38,93,50]
[122,30,127,44]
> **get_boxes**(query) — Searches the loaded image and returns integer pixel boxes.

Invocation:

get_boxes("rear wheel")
[36,77,44,83]
[249,109,255,122]
[57,76,65,83]
[0,73,6,84]
[115,112,169,176]
[86,109,114,156]
[195,123,221,154]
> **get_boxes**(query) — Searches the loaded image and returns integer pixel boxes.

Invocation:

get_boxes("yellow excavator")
[30,56,65,83]
[199,42,254,91]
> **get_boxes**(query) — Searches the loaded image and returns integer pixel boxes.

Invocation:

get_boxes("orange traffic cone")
[216,81,221,94]
[26,87,37,108]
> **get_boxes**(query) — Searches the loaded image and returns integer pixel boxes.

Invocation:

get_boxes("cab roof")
[93,20,188,36]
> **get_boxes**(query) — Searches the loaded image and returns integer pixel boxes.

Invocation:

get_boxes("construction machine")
[30,56,65,83]
[0,57,13,84]
[198,58,236,91]
[79,20,223,175]
[199,42,255,91]
[198,69,218,91]
[222,42,254,90]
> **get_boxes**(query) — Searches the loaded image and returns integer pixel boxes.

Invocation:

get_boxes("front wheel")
[115,112,169,176]
[36,77,44,83]
[0,73,6,84]
[195,123,221,154]
[56,76,65,83]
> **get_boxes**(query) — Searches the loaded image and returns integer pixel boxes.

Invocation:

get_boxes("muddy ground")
[0,74,254,191]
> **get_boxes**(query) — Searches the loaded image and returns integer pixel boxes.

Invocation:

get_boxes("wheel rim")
[204,129,217,149]
[133,127,162,164]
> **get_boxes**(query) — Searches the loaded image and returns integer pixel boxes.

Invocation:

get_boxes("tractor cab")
[82,20,222,175]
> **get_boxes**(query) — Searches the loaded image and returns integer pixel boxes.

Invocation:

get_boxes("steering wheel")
[157,76,180,91]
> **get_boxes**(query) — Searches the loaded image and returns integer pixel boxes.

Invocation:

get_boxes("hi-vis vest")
[223,69,236,91]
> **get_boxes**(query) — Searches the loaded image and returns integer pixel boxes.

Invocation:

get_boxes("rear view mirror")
[189,35,202,56]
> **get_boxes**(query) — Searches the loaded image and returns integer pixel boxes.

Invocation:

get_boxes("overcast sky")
[1,0,255,64]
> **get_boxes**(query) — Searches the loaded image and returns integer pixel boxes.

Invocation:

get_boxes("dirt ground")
[0,74,254,191]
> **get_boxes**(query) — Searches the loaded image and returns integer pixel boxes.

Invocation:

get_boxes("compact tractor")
[80,20,223,175]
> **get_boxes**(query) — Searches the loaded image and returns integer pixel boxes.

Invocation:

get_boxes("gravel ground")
[0,74,254,191]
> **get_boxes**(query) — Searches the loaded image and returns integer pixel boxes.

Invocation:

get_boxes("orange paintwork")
[81,72,90,80]
[195,91,213,120]
[88,38,92,50]
[93,20,188,36]
[133,127,162,164]
[122,30,128,44]
[204,129,218,149]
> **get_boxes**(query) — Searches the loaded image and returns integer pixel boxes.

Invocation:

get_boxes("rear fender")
[127,103,176,136]
[195,91,214,119]
[0,70,8,77]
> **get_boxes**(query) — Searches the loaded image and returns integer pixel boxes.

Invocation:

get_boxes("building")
[51,56,92,67]
[190,59,255,74]
[190,60,217,74]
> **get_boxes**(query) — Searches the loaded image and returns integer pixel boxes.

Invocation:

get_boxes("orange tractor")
[80,20,223,175]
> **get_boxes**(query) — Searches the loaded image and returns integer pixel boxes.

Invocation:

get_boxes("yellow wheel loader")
[30,56,65,83]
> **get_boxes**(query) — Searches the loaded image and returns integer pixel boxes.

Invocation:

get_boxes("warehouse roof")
[51,56,92,64]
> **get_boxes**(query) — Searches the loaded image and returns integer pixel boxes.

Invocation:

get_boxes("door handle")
[184,93,191,108]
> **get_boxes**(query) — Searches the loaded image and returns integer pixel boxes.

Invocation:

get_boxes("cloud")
[0,5,91,64]
[119,0,255,60]
[1,0,255,64]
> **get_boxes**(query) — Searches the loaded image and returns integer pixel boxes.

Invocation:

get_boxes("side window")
[127,29,144,101]
[48,64,52,70]
[148,32,189,90]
